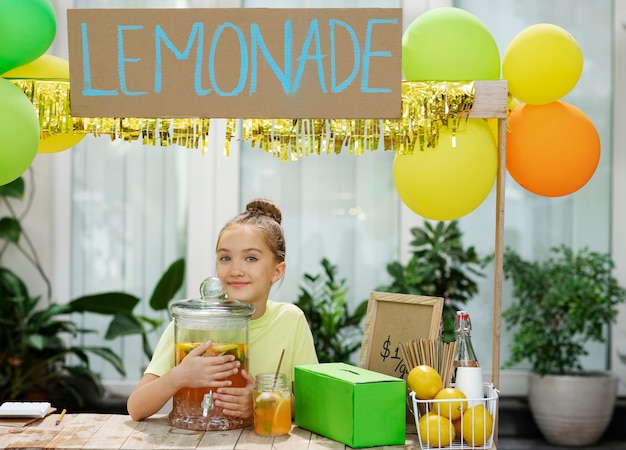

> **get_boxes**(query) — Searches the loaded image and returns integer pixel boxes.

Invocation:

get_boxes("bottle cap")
[455,310,472,332]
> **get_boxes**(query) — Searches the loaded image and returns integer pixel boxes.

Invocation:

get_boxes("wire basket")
[410,383,499,450]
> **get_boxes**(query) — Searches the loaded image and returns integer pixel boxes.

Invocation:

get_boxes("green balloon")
[0,78,40,186]
[0,0,57,74]
[402,7,500,81]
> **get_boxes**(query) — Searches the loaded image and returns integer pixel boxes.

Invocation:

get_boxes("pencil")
[55,408,66,426]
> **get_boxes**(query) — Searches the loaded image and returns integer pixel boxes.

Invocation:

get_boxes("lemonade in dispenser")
[169,277,255,431]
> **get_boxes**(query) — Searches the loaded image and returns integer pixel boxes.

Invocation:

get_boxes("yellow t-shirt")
[145,300,319,386]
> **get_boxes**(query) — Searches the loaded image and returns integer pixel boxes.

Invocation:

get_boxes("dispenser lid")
[170,277,255,319]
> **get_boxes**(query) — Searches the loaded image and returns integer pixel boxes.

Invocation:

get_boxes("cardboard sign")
[67,8,402,119]
[358,291,444,380]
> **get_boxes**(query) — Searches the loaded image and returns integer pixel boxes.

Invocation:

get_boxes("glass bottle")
[168,277,255,431]
[452,310,480,383]
[253,373,292,436]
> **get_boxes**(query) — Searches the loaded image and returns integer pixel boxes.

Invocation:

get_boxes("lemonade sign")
[67,8,402,119]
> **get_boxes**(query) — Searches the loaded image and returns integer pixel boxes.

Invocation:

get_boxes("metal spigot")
[201,391,214,417]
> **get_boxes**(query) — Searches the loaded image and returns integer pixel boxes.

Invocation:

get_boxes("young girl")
[127,198,319,421]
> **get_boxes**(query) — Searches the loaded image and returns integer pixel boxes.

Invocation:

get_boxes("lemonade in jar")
[168,277,254,431]
[172,342,249,421]
[253,373,292,435]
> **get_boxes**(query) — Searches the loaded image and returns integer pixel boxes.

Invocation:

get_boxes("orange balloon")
[506,101,600,197]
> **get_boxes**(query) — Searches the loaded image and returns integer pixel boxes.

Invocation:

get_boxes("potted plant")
[70,256,185,362]
[295,258,368,363]
[502,245,626,446]
[0,174,185,409]
[375,220,492,341]
[0,175,125,406]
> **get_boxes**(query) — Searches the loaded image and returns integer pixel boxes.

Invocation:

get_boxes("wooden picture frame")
[358,291,444,380]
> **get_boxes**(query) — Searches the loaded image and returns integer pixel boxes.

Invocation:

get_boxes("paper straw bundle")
[400,339,457,388]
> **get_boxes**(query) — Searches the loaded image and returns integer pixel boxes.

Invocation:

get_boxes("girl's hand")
[214,369,255,418]
[171,341,241,389]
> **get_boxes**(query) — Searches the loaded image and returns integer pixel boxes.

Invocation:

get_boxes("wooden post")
[466,80,507,390]
[468,80,508,449]
[492,117,507,390]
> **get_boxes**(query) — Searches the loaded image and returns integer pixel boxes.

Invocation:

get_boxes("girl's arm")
[127,372,178,421]
[127,341,241,421]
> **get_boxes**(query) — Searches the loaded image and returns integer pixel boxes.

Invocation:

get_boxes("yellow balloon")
[503,24,583,105]
[1,54,70,81]
[3,54,80,153]
[393,119,498,221]
[38,133,85,153]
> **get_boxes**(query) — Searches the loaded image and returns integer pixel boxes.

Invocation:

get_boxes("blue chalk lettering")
[293,19,327,93]
[329,19,359,93]
[118,25,147,96]
[250,21,292,94]
[155,23,207,95]
[80,22,117,97]
[210,23,247,97]
[361,18,396,93]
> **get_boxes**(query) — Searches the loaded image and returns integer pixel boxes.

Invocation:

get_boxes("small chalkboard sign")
[358,291,444,380]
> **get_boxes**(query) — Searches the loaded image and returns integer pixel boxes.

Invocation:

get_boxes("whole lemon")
[434,387,468,420]
[452,417,462,440]
[462,404,494,446]
[418,412,455,448]
[407,365,442,400]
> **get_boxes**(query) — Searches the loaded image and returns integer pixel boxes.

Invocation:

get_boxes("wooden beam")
[469,80,509,119]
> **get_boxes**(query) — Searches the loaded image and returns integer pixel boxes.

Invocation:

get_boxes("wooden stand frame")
[468,80,508,390]
[358,80,508,390]
[470,80,508,449]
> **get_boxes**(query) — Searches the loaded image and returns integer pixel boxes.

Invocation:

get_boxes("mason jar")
[168,277,255,431]
[253,372,292,436]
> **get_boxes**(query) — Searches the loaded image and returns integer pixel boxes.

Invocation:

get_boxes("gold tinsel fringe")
[10,79,476,161]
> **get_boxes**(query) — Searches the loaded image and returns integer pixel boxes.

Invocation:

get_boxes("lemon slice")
[211,343,239,356]
[255,393,284,434]
[179,343,201,354]
[274,396,290,422]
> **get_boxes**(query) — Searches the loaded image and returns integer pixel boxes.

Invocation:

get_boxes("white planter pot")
[528,372,618,447]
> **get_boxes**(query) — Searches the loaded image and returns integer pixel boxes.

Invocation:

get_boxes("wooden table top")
[0,413,424,450]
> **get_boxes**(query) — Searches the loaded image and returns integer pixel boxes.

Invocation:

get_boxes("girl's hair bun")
[246,198,282,224]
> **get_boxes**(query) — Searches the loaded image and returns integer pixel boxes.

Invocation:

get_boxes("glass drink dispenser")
[168,277,255,431]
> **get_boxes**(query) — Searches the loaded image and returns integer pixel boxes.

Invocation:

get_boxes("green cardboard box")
[294,362,406,448]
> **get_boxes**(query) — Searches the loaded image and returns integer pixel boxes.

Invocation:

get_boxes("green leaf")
[0,267,29,299]
[26,334,46,350]
[105,313,144,339]
[150,257,185,311]
[70,292,140,315]
[31,303,72,324]
[137,315,164,329]
[0,218,21,243]
[0,177,25,199]
[81,346,126,376]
